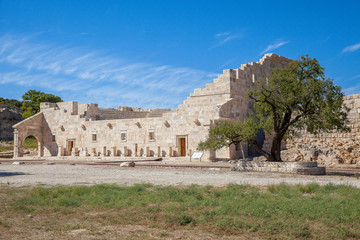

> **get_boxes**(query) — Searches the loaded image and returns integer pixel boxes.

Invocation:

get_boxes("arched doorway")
[22,135,40,157]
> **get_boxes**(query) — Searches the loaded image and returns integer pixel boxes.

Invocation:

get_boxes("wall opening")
[67,139,75,156]
[23,135,39,157]
[148,129,155,142]
[176,135,187,157]
[91,131,97,143]
[120,130,127,141]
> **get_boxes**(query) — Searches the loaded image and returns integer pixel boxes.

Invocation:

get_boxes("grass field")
[1,183,360,239]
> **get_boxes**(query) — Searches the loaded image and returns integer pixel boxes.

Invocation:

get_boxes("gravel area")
[1,163,360,187]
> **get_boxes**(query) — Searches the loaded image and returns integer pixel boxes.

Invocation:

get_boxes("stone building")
[12,54,292,161]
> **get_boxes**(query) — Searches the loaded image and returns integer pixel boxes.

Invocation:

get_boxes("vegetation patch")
[0,138,37,152]
[23,136,38,149]
[1,183,360,239]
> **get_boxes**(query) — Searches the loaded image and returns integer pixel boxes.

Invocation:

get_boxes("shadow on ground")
[0,170,27,177]
[326,171,358,177]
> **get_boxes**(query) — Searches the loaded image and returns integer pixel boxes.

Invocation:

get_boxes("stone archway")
[22,135,40,157]
[12,112,44,159]
[13,129,44,158]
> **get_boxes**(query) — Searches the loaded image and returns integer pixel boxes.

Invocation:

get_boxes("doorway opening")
[66,139,75,156]
[176,135,187,157]
[23,135,39,157]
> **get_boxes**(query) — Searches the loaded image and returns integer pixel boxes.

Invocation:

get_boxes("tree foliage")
[21,90,63,118]
[198,55,349,162]
[198,119,260,160]
[0,97,22,110]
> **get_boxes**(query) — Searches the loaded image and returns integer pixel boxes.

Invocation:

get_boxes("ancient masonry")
[12,54,292,161]
[0,108,22,140]
[284,94,360,166]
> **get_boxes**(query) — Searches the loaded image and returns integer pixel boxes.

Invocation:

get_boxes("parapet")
[40,102,57,110]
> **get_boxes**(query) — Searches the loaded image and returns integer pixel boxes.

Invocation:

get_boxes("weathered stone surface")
[0,151,14,158]
[282,94,360,166]
[232,160,325,175]
[10,54,360,164]
[0,107,22,140]
[12,54,292,161]
[283,135,360,166]
[120,161,135,167]
[12,161,24,165]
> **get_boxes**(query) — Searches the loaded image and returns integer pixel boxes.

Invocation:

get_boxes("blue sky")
[0,0,359,109]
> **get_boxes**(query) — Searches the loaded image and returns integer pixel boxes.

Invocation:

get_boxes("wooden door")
[180,138,186,156]
[67,141,74,156]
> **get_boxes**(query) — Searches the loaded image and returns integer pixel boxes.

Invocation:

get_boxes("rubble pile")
[282,138,360,166]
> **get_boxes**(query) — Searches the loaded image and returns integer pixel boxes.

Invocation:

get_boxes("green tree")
[198,119,260,160]
[199,55,349,162]
[21,90,63,118]
[0,97,22,110]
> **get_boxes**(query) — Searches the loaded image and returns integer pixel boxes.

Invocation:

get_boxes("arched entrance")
[22,135,39,157]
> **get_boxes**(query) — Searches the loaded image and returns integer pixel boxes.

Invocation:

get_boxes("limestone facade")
[12,54,292,161]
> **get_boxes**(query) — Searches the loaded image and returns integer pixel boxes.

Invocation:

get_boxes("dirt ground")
[1,160,360,188]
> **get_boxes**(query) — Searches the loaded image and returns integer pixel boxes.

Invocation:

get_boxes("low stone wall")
[231,161,326,175]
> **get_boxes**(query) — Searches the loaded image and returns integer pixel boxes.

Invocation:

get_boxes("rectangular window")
[52,132,56,142]
[120,130,127,142]
[92,131,97,142]
[148,129,155,142]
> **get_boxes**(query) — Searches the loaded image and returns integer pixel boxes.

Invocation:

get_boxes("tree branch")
[250,140,271,160]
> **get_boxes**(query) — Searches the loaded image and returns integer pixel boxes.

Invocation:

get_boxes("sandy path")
[1,164,360,187]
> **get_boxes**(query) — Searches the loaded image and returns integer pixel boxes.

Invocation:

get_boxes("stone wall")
[231,160,326,175]
[283,94,360,166]
[13,53,292,161]
[97,108,172,120]
[0,108,22,140]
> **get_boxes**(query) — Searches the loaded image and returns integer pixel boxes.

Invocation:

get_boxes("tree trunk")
[251,140,271,161]
[240,142,245,161]
[269,135,283,162]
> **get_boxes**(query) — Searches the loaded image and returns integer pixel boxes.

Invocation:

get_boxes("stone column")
[146,147,150,157]
[58,146,63,156]
[103,146,107,156]
[13,130,22,158]
[124,146,128,157]
[38,141,44,158]
[169,147,173,157]
[135,144,138,157]
[112,147,117,157]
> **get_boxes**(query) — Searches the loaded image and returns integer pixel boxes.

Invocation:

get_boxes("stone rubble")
[282,138,360,166]
[120,161,136,167]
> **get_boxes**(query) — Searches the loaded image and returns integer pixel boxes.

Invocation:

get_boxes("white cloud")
[344,84,360,95]
[351,74,360,80]
[0,34,216,108]
[215,32,230,38]
[342,43,360,53]
[210,32,243,49]
[260,41,289,55]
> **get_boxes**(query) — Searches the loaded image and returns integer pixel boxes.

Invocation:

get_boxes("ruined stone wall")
[283,94,360,165]
[97,108,172,120]
[14,54,292,161]
[0,108,22,140]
